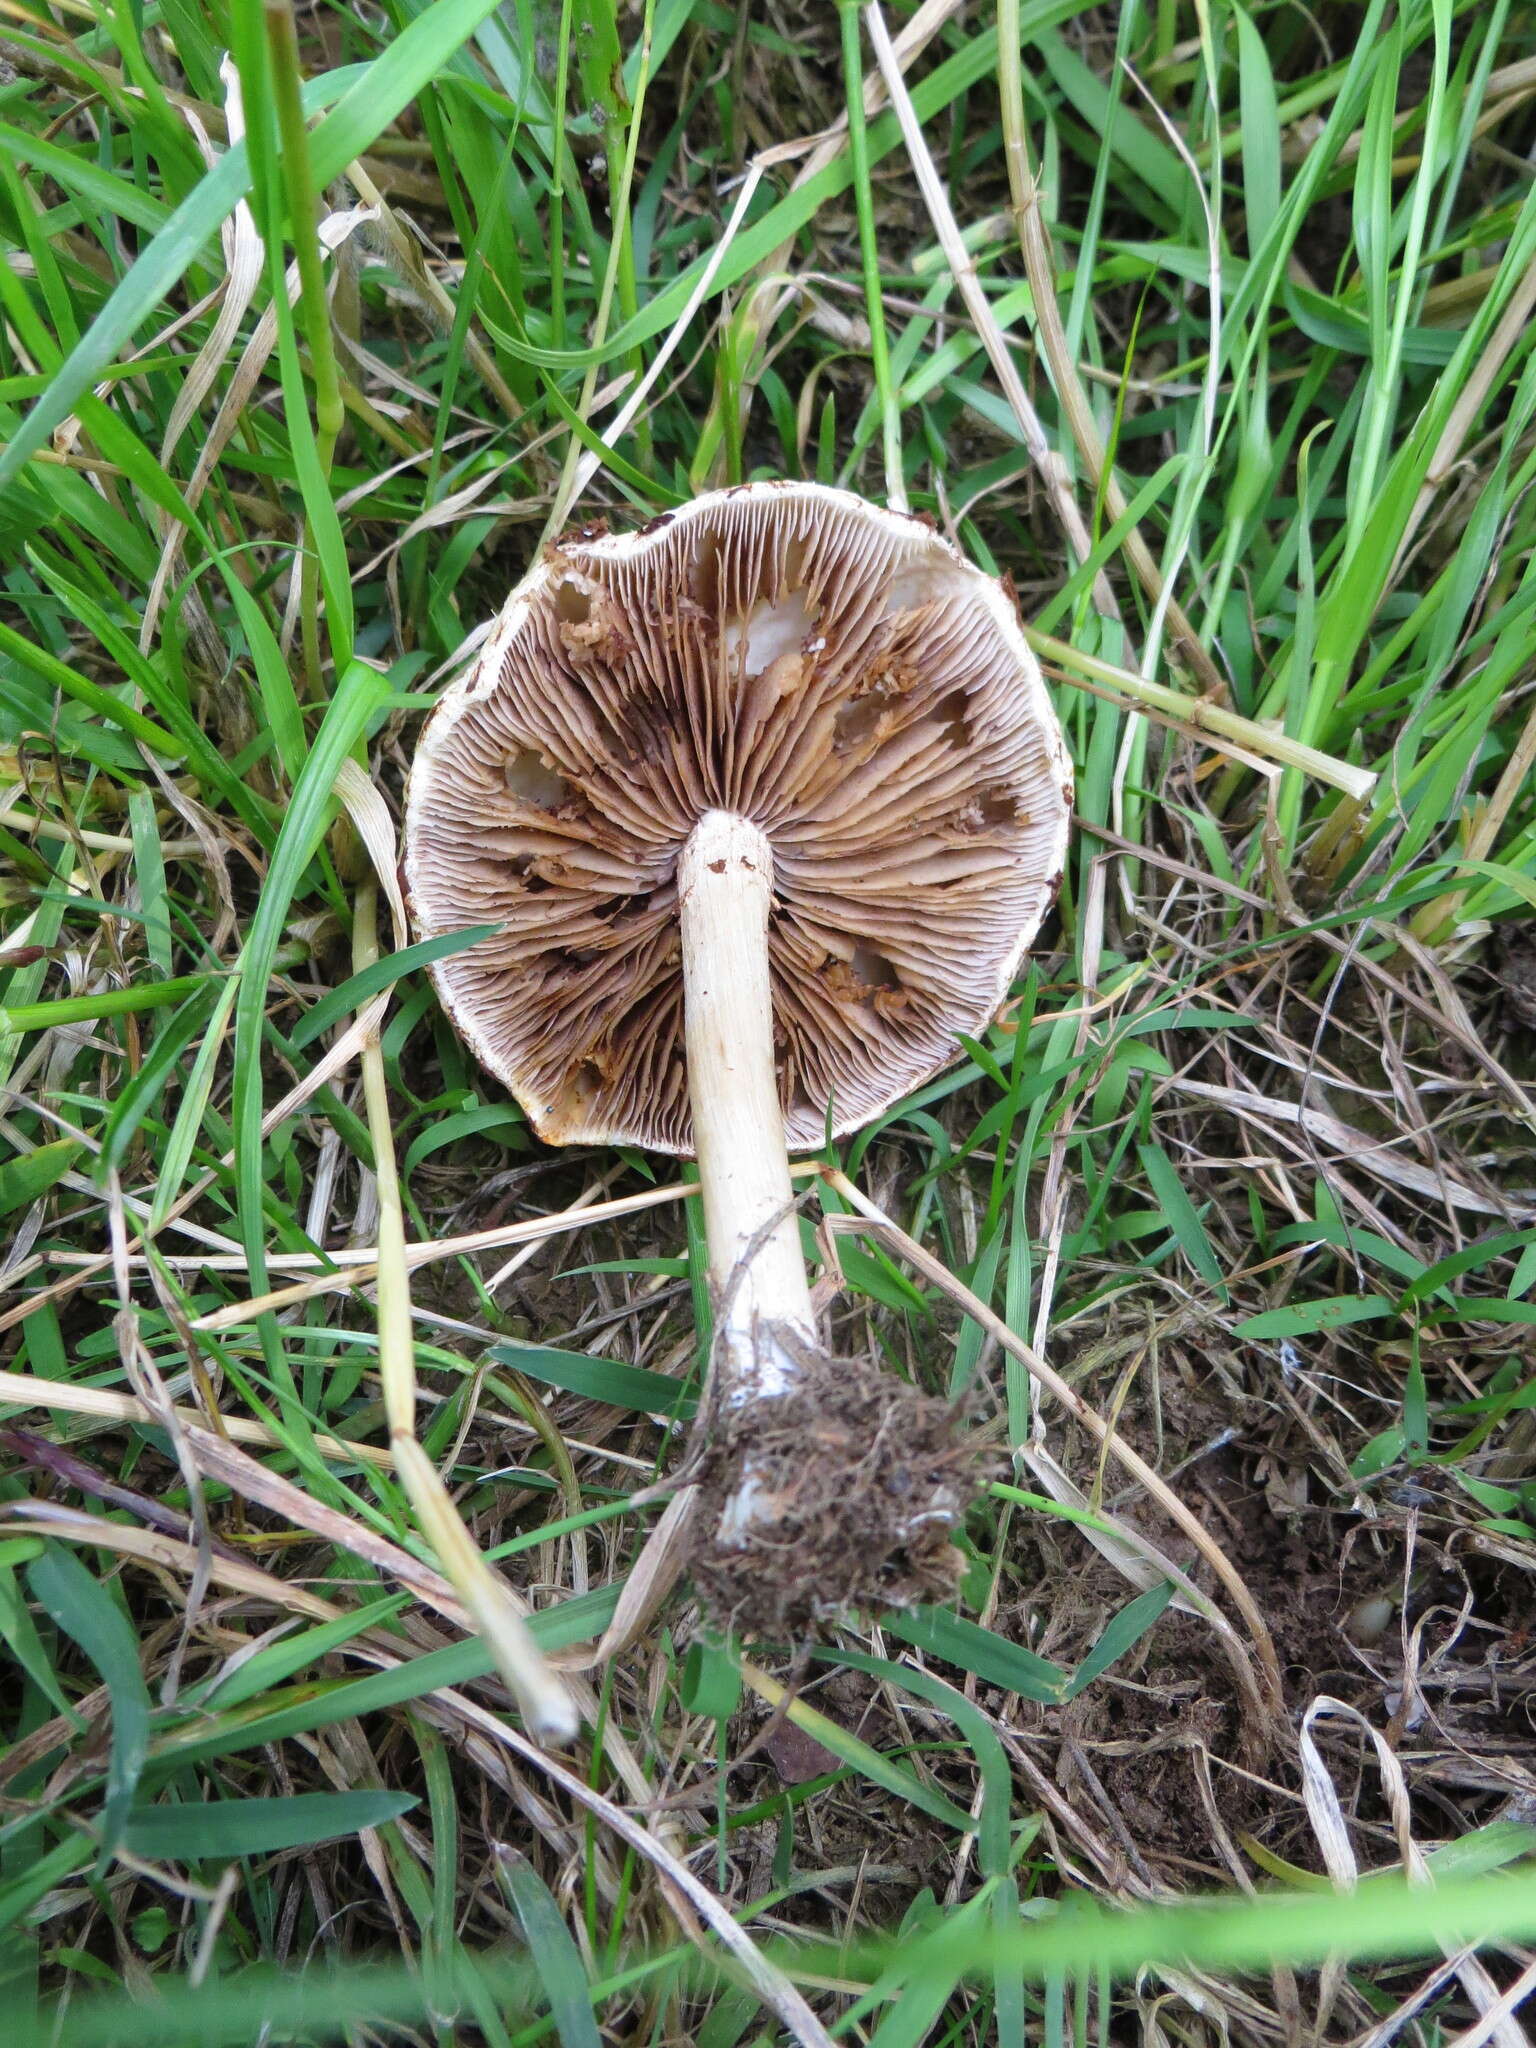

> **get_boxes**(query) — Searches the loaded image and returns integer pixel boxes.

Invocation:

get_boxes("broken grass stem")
[1023,625,1377,802]
[355,881,579,1746]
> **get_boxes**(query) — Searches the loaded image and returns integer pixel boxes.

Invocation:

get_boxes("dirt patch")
[982,1314,1536,1882]
[1494,920,1536,1030]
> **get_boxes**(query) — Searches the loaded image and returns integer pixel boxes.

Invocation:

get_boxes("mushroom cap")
[403,481,1073,1156]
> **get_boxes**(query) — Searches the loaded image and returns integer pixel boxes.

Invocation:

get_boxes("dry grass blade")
[138,56,263,657]
[438,1684,840,2048]
[1030,824,1104,1347]
[141,204,379,650]
[819,1168,1284,1718]
[353,877,579,1745]
[1395,255,1536,577]
[864,1,1115,614]
[344,159,519,417]
[173,1417,469,1623]
[0,1368,395,1467]
[994,0,1229,703]
[783,0,966,203]
[1171,1078,1531,1219]
[0,1503,356,1627]
[562,163,767,521]
[187,1177,698,1328]
[1443,1960,1536,2048]
[1299,1699,1527,2048]
[106,1167,212,1703]
[1017,1437,1219,1603]
[571,1486,700,1670]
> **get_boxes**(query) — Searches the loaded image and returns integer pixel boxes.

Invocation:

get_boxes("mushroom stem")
[677,809,814,1401]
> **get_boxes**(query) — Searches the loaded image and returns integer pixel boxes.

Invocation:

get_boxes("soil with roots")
[687,1341,990,1637]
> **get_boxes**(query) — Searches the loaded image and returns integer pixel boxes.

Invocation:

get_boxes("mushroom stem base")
[687,1349,986,1638]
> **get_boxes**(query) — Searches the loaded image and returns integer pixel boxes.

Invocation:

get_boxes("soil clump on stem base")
[687,1343,991,1637]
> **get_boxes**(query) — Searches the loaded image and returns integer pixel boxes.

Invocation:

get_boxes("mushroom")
[404,483,1072,1634]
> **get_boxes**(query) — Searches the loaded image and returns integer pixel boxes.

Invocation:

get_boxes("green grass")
[3,0,1536,2042]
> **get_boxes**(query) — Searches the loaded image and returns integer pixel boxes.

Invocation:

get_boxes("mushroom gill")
[404,483,1072,1155]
